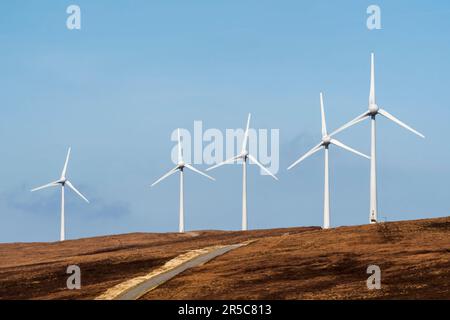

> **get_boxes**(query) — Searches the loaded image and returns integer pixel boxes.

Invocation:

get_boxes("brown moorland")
[0,227,316,299]
[142,216,450,299]
[0,216,448,300]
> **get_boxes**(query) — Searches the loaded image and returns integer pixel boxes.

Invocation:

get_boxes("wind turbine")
[206,114,278,231]
[287,93,370,229]
[151,129,215,233]
[331,53,425,224]
[31,147,89,241]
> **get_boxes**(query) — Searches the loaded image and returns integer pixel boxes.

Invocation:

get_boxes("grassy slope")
[142,217,450,300]
[0,227,316,299]
[0,217,448,300]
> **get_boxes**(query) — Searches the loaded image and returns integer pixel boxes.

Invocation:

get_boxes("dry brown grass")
[0,217,448,300]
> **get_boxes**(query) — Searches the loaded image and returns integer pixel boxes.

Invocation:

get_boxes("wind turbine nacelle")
[369,103,379,114]
[178,161,185,168]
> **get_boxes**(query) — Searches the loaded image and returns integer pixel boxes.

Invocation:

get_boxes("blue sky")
[0,1,449,242]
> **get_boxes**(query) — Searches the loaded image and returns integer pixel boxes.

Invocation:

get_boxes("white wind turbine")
[151,129,215,233]
[331,53,425,224]
[31,147,89,241]
[207,114,278,231]
[288,93,370,229]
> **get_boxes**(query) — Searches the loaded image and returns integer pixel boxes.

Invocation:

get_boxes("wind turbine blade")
[320,92,327,137]
[151,166,179,187]
[247,154,278,180]
[65,180,89,203]
[331,139,370,159]
[184,164,215,181]
[241,113,252,152]
[177,128,183,162]
[378,109,425,138]
[61,147,71,178]
[330,111,370,137]
[206,154,242,171]
[370,52,376,105]
[287,143,323,170]
[31,181,59,192]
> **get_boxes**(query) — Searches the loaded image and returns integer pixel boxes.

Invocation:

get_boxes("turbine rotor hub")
[322,135,331,145]
[369,103,379,114]
[178,161,185,168]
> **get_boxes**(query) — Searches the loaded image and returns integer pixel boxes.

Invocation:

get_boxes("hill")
[0,217,448,299]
